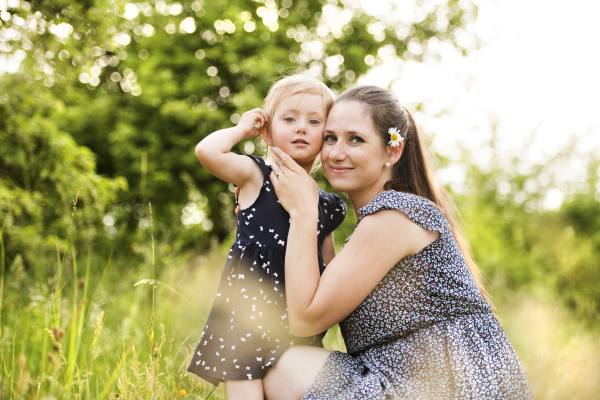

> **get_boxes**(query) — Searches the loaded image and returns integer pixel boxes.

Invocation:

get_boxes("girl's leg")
[263,346,332,400]
[225,379,264,400]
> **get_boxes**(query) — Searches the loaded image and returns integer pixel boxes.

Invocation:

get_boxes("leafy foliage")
[1,0,479,259]
[0,74,127,269]
[453,141,600,321]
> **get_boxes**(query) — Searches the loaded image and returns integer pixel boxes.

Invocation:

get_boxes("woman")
[262,86,532,399]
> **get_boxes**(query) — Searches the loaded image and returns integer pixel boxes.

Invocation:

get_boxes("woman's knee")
[264,346,331,400]
[264,348,302,400]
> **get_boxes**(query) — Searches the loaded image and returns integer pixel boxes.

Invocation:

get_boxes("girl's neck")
[295,158,315,175]
[266,150,314,175]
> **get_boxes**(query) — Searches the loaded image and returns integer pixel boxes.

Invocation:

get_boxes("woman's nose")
[329,142,347,161]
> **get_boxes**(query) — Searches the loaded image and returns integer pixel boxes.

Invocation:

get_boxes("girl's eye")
[309,119,320,126]
[324,135,337,143]
[284,117,294,122]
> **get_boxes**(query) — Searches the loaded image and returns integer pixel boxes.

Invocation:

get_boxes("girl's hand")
[237,108,269,139]
[270,147,319,220]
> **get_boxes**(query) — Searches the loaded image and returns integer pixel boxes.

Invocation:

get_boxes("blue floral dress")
[303,191,532,399]
[187,156,346,386]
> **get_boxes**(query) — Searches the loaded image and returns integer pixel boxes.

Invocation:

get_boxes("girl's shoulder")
[317,188,346,208]
[318,189,347,235]
[246,155,271,180]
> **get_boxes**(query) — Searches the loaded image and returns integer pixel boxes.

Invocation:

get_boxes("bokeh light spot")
[207,66,218,76]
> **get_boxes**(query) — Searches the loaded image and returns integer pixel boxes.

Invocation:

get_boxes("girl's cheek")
[320,146,331,162]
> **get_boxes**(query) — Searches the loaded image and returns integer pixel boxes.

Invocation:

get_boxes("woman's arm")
[195,108,267,189]
[322,233,336,266]
[271,148,439,337]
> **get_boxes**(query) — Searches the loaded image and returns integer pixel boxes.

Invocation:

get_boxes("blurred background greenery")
[0,0,599,398]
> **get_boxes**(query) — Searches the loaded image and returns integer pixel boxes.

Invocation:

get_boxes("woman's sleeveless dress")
[187,156,346,385]
[303,191,532,399]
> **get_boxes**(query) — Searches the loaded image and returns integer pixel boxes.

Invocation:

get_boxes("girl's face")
[321,101,391,198]
[267,93,326,171]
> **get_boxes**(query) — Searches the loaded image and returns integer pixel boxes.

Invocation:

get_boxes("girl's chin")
[288,154,319,168]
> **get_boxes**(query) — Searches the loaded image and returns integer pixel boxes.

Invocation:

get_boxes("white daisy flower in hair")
[388,127,404,147]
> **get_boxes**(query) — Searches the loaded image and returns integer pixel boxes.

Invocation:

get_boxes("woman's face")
[321,101,390,197]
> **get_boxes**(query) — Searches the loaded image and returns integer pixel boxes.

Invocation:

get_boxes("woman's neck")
[348,184,388,220]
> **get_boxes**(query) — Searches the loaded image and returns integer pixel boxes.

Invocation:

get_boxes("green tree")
[0,74,127,271]
[1,0,479,260]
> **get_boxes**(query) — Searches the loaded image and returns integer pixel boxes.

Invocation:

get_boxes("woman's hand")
[270,147,319,220]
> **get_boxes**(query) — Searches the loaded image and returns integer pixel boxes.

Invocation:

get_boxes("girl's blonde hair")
[261,74,335,166]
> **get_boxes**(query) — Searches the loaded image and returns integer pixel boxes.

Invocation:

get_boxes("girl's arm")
[195,108,268,189]
[271,148,439,337]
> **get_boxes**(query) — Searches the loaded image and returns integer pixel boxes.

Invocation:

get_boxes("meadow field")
[1,196,599,399]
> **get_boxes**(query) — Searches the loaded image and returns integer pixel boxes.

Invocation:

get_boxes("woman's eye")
[324,135,337,143]
[350,136,364,143]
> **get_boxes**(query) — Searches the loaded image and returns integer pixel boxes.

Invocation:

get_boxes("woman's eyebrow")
[324,129,363,134]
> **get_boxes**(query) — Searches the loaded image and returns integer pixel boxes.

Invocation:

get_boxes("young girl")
[187,75,346,399]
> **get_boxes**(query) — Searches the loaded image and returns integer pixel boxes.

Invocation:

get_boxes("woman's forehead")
[327,101,374,132]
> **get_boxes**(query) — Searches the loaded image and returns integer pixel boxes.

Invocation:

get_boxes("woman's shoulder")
[358,190,436,215]
[358,190,447,233]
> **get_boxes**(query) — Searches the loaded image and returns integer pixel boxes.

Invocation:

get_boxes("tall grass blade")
[54,241,61,328]
[0,215,6,337]
[64,238,78,391]
[96,348,130,400]
[149,202,156,399]
[53,186,81,329]
[10,333,15,400]
[134,279,206,319]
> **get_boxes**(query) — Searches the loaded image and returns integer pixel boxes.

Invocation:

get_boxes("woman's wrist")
[289,208,318,225]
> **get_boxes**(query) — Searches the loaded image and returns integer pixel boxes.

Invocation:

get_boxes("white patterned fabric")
[303,191,532,399]
[187,156,347,385]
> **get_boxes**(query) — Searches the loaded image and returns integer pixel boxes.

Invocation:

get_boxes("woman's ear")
[387,141,404,166]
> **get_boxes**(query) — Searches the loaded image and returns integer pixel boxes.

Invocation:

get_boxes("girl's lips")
[291,141,309,147]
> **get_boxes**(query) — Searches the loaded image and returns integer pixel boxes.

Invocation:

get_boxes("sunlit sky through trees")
[1,0,598,211]
[358,0,600,209]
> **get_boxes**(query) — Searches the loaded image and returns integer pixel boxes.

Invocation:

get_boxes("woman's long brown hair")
[335,86,494,308]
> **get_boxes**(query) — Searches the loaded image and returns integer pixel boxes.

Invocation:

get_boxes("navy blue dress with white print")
[303,191,532,399]
[187,155,346,386]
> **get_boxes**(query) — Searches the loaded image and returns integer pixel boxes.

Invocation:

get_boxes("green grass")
[0,203,598,399]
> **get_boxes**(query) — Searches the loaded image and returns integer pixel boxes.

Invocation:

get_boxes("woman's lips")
[329,166,353,174]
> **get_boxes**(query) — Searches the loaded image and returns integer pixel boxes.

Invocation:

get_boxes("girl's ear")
[260,125,273,146]
[387,141,404,166]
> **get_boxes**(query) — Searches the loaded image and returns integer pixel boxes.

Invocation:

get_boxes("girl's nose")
[295,119,307,133]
